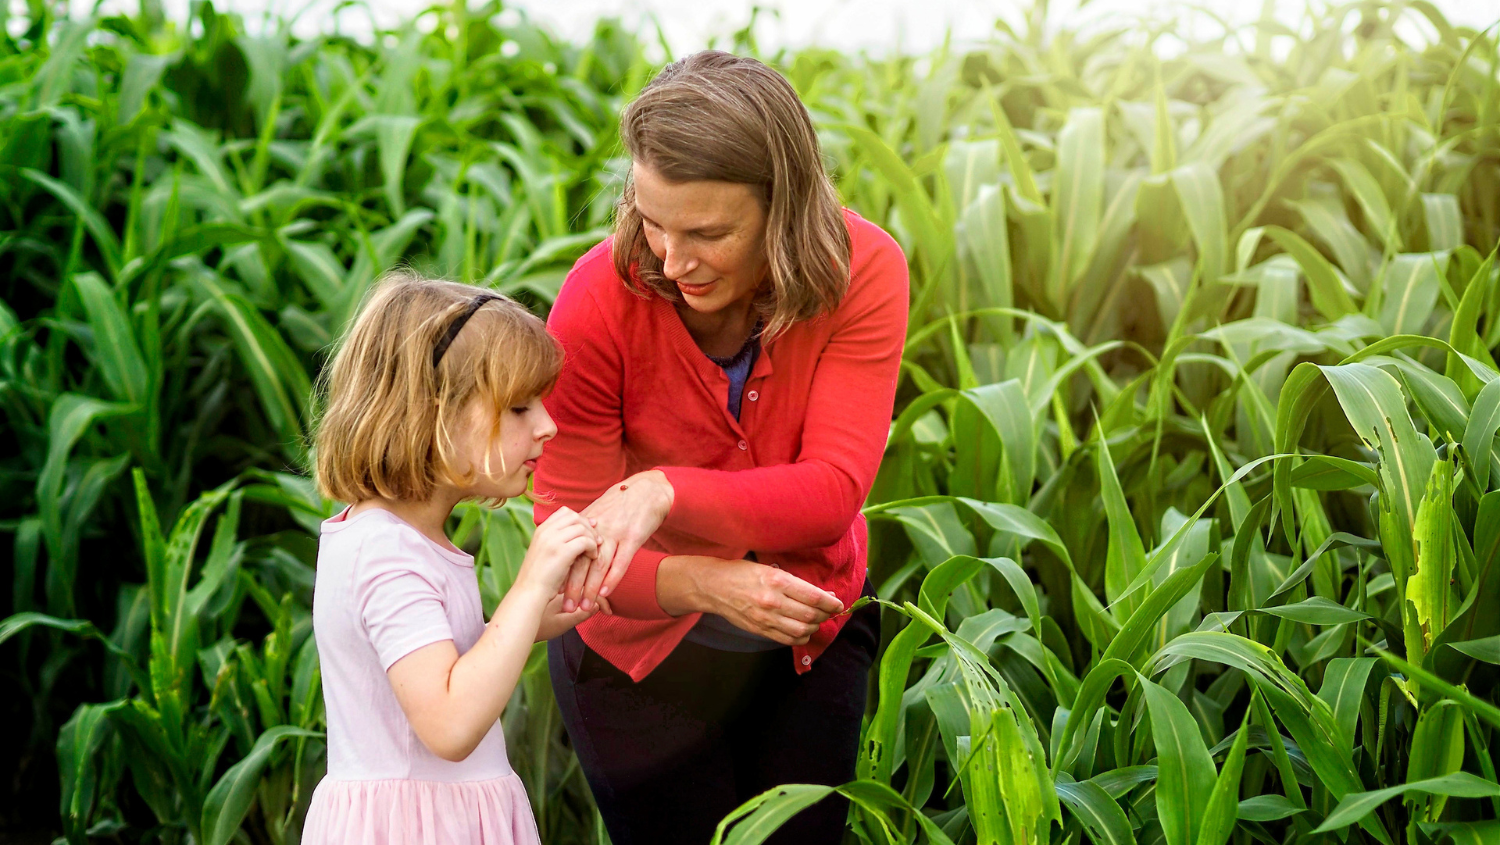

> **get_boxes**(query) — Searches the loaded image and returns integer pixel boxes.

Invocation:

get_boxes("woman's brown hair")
[612,50,852,340]
[312,270,562,504]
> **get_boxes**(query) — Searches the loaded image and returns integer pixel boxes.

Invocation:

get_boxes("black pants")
[548,582,880,845]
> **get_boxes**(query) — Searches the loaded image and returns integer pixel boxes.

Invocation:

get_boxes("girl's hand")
[519,507,601,600]
[535,590,611,641]
[564,470,675,613]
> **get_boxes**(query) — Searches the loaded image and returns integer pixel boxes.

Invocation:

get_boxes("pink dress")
[302,507,541,845]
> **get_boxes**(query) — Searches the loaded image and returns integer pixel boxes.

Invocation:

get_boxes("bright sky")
[48,0,1500,55]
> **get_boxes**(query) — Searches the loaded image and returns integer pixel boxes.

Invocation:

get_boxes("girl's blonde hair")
[612,50,853,341]
[313,270,562,504]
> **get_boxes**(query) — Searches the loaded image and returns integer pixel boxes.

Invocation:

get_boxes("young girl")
[302,271,601,844]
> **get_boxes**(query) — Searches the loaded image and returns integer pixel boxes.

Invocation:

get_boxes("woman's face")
[633,161,768,316]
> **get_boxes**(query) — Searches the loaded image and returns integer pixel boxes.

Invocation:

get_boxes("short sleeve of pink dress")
[301,507,541,845]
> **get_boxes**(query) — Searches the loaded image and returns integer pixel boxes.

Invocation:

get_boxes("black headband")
[432,293,503,367]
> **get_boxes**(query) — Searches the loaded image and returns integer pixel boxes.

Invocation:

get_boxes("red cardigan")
[533,209,909,681]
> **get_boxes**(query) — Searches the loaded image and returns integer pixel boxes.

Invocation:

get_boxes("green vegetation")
[2,0,1498,843]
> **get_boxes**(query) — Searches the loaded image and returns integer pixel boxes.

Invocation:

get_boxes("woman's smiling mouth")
[676,279,718,297]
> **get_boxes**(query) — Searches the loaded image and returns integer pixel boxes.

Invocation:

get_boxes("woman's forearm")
[655,555,719,616]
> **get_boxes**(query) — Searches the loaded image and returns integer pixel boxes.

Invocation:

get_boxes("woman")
[533,50,908,845]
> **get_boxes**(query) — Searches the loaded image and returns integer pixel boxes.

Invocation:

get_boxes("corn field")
[1,0,1498,843]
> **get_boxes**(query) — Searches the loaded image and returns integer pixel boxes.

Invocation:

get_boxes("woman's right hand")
[518,507,601,598]
[673,558,844,646]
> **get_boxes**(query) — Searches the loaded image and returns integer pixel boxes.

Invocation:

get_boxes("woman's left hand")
[564,470,675,612]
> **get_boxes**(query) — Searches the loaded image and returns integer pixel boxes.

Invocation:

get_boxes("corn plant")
[5,0,1500,841]
[712,2,1500,843]
[1,0,648,821]
[0,470,324,844]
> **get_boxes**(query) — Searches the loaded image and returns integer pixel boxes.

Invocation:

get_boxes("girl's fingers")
[562,546,591,611]
[579,537,623,607]
[577,537,615,611]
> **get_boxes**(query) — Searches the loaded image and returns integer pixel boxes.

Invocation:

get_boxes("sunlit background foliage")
[1,0,1498,842]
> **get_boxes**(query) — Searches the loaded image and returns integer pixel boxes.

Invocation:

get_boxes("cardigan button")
[747,390,759,401]
[801,655,812,666]
[737,439,747,450]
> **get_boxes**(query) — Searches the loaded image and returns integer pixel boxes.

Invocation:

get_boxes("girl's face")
[454,394,556,500]
[633,161,768,316]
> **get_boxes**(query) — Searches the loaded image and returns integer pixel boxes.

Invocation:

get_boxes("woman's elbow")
[804,498,863,548]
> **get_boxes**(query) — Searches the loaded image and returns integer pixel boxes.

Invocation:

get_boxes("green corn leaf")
[1421,820,1500,845]
[1463,377,1500,489]
[375,115,423,217]
[341,208,437,324]
[72,272,149,406]
[56,701,125,845]
[1378,253,1446,336]
[1370,643,1500,730]
[1104,553,1219,668]
[282,240,347,309]
[1235,794,1304,822]
[714,784,837,845]
[959,183,1014,343]
[1099,435,1149,622]
[1449,636,1500,664]
[1262,226,1358,319]
[118,52,173,124]
[1408,458,1457,651]
[1138,258,1194,330]
[1139,673,1217,845]
[991,702,1059,844]
[1287,195,1371,294]
[1172,161,1231,282]
[1196,700,1253,845]
[1056,774,1136,845]
[1316,658,1377,759]
[952,381,1034,504]
[1315,773,1500,834]
[197,276,311,462]
[1328,158,1400,251]
[201,725,323,845]
[1408,702,1468,821]
[1054,658,1135,775]
[842,124,953,291]
[21,168,123,279]
[1260,597,1370,625]
[890,504,978,567]
[1321,362,1437,544]
[861,614,935,784]
[945,139,1002,212]
[1053,107,1105,298]
[1389,357,1474,445]
[1150,632,1374,823]
[0,613,146,691]
[1421,193,1463,251]
[1445,249,1499,390]
[1287,455,1379,490]
[841,780,959,845]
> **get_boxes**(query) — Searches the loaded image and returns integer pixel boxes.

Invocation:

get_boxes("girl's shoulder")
[319,507,475,573]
